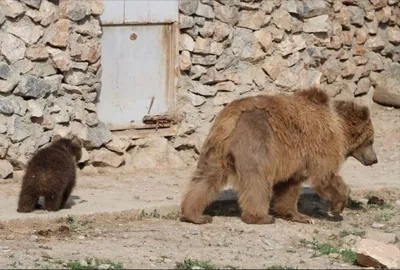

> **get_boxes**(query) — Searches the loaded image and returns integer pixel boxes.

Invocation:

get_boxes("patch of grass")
[341,249,357,264]
[66,215,76,225]
[175,258,216,270]
[348,199,363,210]
[339,230,366,238]
[369,203,394,210]
[266,265,296,269]
[299,239,357,265]
[64,258,123,269]
[375,212,395,222]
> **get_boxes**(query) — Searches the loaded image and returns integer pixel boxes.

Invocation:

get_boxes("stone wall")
[0,0,105,178]
[0,0,399,177]
[174,0,400,164]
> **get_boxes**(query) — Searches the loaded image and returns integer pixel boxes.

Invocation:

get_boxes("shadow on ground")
[35,195,82,210]
[204,187,365,222]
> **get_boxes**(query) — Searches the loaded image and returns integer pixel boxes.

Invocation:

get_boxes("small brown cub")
[17,134,83,213]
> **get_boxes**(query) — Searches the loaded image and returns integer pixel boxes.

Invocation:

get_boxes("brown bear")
[17,134,83,213]
[180,87,377,225]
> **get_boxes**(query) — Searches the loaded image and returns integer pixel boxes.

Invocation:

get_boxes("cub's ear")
[51,134,62,143]
[357,106,370,121]
[71,135,83,149]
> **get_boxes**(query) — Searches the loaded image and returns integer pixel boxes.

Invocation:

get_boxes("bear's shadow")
[204,187,351,222]
[35,195,81,211]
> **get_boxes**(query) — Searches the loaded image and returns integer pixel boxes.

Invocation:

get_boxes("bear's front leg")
[314,174,350,217]
[273,180,314,224]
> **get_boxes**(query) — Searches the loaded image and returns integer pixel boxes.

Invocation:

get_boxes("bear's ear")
[71,135,83,149]
[51,134,62,143]
[357,106,370,121]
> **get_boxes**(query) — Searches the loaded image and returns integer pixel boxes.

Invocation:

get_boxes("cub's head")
[334,100,378,166]
[51,134,83,163]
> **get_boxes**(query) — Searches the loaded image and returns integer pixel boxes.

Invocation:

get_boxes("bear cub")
[17,134,83,213]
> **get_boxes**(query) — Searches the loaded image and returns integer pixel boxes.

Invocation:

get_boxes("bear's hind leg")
[273,180,314,224]
[44,192,63,212]
[60,181,75,209]
[236,171,275,225]
[17,192,39,213]
[180,168,227,224]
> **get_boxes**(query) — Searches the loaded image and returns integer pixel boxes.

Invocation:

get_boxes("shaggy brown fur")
[180,87,377,225]
[17,135,83,213]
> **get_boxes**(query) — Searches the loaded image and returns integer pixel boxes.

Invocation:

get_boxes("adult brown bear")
[180,87,377,225]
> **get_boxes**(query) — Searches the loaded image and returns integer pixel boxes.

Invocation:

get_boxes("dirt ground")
[0,103,399,269]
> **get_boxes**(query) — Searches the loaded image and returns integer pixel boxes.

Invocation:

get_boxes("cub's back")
[23,146,76,192]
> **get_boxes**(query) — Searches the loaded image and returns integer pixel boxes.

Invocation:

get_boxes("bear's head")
[334,100,378,166]
[51,134,83,163]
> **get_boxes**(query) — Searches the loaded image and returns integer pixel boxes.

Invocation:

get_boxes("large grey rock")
[180,14,195,29]
[321,59,340,84]
[214,20,231,42]
[44,19,70,48]
[8,116,32,143]
[0,159,13,179]
[47,47,71,72]
[179,0,199,15]
[303,15,331,33]
[356,239,400,268]
[286,0,330,18]
[277,35,306,56]
[214,1,239,25]
[26,45,49,61]
[28,61,57,78]
[254,28,273,51]
[388,27,400,45]
[12,59,34,75]
[90,148,124,168]
[370,63,400,108]
[4,17,44,44]
[231,28,264,61]
[365,35,385,51]
[262,54,286,80]
[355,77,371,96]
[77,39,101,64]
[39,0,59,26]
[44,74,63,93]
[0,98,13,115]
[348,6,365,27]
[8,96,27,117]
[191,54,217,66]
[15,76,52,98]
[86,121,112,148]
[181,76,217,97]
[195,2,214,19]
[86,0,104,16]
[0,33,26,64]
[20,0,41,9]
[60,0,87,21]
[179,34,195,52]
[2,1,25,19]
[272,8,292,31]
[64,70,96,86]
[179,51,191,71]
[238,10,266,30]
[0,62,11,80]
[223,61,255,85]
[128,136,185,169]
[74,17,102,38]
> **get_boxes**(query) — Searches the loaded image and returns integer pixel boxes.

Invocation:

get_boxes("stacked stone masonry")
[175,0,400,165]
[0,0,107,178]
[0,0,400,177]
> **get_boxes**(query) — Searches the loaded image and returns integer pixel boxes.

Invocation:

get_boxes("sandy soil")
[0,103,398,269]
